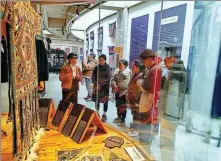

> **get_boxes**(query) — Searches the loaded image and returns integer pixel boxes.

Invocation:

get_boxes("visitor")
[126,60,143,136]
[137,49,162,124]
[82,54,97,101]
[92,54,112,122]
[59,53,82,104]
[111,59,131,126]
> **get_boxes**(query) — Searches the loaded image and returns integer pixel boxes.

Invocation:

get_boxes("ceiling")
[70,1,141,40]
[30,0,96,41]
[30,1,141,42]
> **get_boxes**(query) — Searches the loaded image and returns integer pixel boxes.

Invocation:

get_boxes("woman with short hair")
[59,53,82,104]
[111,59,131,126]
[126,60,143,137]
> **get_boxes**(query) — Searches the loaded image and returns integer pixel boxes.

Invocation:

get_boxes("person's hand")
[76,75,81,80]
[112,87,118,93]
[68,73,73,78]
[126,95,129,101]
[136,79,143,87]
[97,85,101,91]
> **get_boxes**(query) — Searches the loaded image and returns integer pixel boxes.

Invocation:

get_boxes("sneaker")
[84,95,89,100]
[84,95,91,100]
[118,121,126,126]
[127,131,139,137]
[86,97,92,101]
[101,114,107,122]
[113,117,121,123]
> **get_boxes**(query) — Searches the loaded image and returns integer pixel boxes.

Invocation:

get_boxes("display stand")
[61,104,86,136]
[70,108,107,144]
[39,98,56,128]
[51,100,73,130]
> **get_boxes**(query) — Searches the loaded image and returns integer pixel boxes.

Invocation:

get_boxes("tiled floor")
[1,73,221,161]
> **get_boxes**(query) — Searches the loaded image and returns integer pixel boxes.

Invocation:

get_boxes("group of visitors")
[59,49,162,136]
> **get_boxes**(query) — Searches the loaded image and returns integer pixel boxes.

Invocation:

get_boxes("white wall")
[51,39,84,47]
[84,1,195,66]
[126,1,195,67]
[85,14,117,60]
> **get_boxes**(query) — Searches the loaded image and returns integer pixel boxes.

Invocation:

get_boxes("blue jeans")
[85,78,92,96]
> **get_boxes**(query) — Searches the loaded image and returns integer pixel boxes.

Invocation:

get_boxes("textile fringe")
[24,128,45,161]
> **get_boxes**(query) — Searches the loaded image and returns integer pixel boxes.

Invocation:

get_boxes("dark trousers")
[118,110,127,122]
[62,78,78,104]
[116,93,127,122]
[95,102,108,112]
[62,90,77,104]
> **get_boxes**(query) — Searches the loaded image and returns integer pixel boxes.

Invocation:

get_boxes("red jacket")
[59,64,82,90]
[142,64,162,108]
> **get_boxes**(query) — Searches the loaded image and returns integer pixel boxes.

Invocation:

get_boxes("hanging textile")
[109,21,116,37]
[1,1,13,24]
[108,46,115,68]
[36,39,49,81]
[10,2,41,160]
[1,1,7,19]
[90,31,94,49]
[98,27,103,50]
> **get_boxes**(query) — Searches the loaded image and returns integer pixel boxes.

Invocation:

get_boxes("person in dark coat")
[92,54,112,122]
[35,39,49,81]
[1,37,9,83]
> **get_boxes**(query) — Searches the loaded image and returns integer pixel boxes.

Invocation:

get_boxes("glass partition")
[83,1,221,160]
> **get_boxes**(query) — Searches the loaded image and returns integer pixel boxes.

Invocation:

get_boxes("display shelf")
[1,113,152,161]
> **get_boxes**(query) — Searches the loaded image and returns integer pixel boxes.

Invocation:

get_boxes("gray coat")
[111,68,131,96]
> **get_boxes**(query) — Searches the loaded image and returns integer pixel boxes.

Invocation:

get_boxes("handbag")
[139,91,153,113]
[138,65,160,113]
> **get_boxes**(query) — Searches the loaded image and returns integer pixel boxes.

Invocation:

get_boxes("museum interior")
[1,1,221,161]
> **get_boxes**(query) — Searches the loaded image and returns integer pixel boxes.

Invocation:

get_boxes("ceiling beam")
[71,29,85,31]
[100,5,123,11]
[32,1,94,5]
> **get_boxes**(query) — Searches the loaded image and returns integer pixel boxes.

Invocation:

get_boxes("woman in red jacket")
[138,49,162,124]
[59,53,82,104]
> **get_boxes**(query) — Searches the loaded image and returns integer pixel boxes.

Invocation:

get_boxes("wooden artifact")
[104,136,124,149]
[70,108,107,144]
[61,104,85,136]
[51,100,72,130]
[39,98,55,128]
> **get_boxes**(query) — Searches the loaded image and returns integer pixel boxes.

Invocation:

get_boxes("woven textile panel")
[7,2,41,160]
[11,2,41,101]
